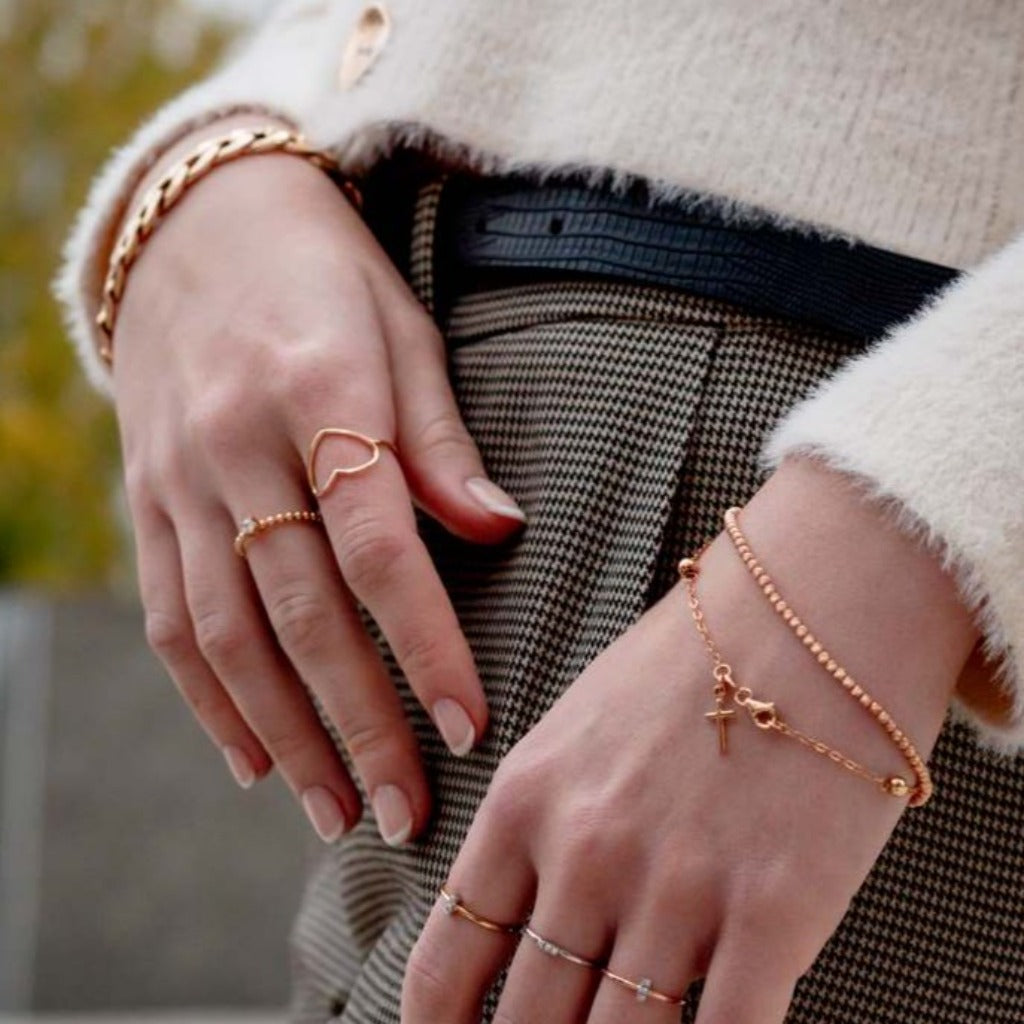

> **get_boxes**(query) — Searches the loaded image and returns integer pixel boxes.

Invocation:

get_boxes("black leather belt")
[361,152,959,341]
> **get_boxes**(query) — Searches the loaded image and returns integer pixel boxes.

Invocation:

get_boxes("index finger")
[306,418,489,758]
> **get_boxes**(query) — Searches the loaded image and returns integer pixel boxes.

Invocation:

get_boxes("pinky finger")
[133,502,272,788]
[693,946,800,1024]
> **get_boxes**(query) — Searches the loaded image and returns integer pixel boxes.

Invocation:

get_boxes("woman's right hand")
[110,123,527,846]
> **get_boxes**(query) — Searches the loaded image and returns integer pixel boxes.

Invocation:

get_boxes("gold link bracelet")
[677,507,932,806]
[95,125,363,367]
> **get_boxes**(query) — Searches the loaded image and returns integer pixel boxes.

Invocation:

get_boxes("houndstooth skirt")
[288,171,1024,1023]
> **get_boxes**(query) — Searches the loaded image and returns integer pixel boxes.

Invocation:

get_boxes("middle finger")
[304,415,489,758]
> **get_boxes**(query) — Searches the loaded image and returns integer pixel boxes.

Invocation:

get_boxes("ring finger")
[231,478,431,847]
[176,506,362,840]
[491,879,613,1024]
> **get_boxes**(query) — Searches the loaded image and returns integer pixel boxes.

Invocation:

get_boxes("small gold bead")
[883,776,910,797]
[782,608,794,621]
[809,641,822,654]
[816,651,830,664]
[859,693,872,706]
[825,659,837,672]
[802,634,815,646]
[835,668,846,680]
[869,700,881,713]
[795,625,808,638]
[764,585,776,597]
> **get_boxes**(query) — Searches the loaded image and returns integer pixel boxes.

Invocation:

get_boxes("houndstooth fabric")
[288,173,1024,1023]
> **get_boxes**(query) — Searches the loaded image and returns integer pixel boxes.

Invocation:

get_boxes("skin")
[110,114,981,1018]
[402,455,980,1023]
[112,114,527,845]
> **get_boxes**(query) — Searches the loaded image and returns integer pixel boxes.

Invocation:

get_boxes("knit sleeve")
[758,231,1024,757]
[52,0,359,396]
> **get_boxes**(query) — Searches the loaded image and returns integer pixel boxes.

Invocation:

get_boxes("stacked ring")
[522,925,604,970]
[601,967,687,1006]
[438,885,523,936]
[234,510,323,557]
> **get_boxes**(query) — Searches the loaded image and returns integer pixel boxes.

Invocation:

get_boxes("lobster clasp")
[743,697,778,729]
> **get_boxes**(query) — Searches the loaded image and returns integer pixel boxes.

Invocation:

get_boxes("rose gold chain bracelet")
[677,507,932,806]
[95,125,363,368]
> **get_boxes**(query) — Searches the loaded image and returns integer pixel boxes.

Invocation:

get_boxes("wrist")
[679,454,979,768]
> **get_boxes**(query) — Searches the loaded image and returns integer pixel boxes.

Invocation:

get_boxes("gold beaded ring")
[438,885,523,936]
[234,510,323,557]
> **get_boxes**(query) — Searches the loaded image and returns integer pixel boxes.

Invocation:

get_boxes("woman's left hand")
[401,455,980,1023]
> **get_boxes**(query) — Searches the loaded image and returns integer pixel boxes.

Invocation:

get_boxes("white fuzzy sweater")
[54,0,1024,754]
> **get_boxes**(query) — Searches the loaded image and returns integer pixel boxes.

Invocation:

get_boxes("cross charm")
[705,702,736,754]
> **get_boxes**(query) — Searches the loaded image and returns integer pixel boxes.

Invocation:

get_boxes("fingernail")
[465,476,527,523]
[372,784,413,847]
[433,697,477,756]
[301,786,347,843]
[222,745,256,789]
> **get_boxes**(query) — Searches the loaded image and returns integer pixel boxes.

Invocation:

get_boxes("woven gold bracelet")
[677,507,932,806]
[95,125,362,368]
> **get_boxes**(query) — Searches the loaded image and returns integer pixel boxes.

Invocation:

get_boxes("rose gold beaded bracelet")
[95,125,363,368]
[677,507,932,807]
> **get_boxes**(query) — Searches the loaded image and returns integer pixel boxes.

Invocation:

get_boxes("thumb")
[388,312,528,542]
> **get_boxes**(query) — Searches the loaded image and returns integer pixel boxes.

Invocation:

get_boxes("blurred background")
[1,2,316,1019]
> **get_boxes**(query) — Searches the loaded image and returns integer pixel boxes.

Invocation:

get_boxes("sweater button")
[338,3,392,90]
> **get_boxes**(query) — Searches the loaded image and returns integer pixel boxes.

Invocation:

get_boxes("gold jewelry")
[677,528,928,804]
[601,967,687,1006]
[719,505,932,806]
[234,510,323,557]
[438,885,523,935]
[95,125,362,367]
[522,925,603,970]
[306,427,399,499]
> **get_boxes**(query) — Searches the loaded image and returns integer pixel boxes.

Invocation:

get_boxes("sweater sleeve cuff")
[757,232,1024,756]
[51,0,356,397]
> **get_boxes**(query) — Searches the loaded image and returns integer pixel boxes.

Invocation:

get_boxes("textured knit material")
[52,1,1024,753]
[286,171,1024,1024]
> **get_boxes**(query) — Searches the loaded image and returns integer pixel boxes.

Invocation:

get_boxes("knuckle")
[267,588,331,657]
[144,608,192,663]
[392,624,447,679]
[273,348,337,410]
[340,714,402,763]
[339,520,409,594]
[402,941,454,1020]
[413,407,471,461]
[192,606,250,668]
[187,391,250,465]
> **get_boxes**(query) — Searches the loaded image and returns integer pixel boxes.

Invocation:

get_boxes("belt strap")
[431,172,959,341]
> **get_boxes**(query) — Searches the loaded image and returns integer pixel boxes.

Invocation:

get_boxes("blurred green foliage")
[0,1,235,587]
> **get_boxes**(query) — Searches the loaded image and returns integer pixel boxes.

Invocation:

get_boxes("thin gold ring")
[234,510,323,557]
[601,967,687,1006]
[306,427,399,499]
[437,885,522,936]
[522,925,604,970]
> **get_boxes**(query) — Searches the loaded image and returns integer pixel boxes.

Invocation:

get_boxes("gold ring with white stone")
[233,510,323,557]
[522,925,603,970]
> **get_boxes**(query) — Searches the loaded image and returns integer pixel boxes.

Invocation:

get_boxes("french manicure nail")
[372,784,413,847]
[465,476,527,523]
[222,745,256,789]
[301,786,347,843]
[433,697,477,756]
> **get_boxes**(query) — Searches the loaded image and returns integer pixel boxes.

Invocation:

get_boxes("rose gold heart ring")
[305,427,400,499]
